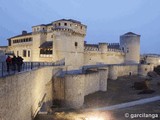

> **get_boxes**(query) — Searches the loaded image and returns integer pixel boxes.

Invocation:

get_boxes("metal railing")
[0,61,64,78]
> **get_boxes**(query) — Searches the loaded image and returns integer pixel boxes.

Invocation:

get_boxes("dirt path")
[84,75,160,108]
[88,96,160,111]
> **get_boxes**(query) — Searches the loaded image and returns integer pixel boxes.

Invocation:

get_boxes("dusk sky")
[0,0,160,54]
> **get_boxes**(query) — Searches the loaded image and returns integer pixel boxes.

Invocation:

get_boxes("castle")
[1,19,159,120]
[7,19,140,69]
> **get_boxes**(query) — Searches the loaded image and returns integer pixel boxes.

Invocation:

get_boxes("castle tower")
[52,19,87,69]
[120,32,140,64]
[99,43,108,53]
[31,25,47,61]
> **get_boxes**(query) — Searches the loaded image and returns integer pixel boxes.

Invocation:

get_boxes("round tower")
[99,43,108,53]
[120,32,140,64]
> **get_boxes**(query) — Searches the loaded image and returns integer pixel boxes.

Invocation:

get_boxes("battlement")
[108,43,120,49]
[84,44,99,51]
[52,26,74,33]
[52,19,87,36]
[108,43,120,45]
[84,43,124,53]
[31,19,87,36]
[108,48,123,53]
[52,26,86,37]
[99,43,108,45]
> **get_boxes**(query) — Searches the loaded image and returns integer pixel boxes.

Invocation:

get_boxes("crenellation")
[108,48,123,52]
[84,46,99,51]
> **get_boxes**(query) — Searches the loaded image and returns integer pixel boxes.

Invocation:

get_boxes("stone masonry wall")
[138,64,154,76]
[64,69,108,108]
[108,64,154,80]
[108,65,138,80]
[0,64,152,119]
[64,74,85,108]
[84,69,108,96]
[0,66,108,119]
[84,51,124,65]
[0,67,60,120]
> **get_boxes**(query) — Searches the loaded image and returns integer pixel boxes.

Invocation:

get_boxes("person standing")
[16,56,23,72]
[12,55,17,71]
[6,56,12,72]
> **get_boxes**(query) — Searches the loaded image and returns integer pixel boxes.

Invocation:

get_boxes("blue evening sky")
[0,0,160,54]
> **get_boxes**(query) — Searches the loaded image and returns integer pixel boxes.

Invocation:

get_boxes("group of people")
[6,55,24,72]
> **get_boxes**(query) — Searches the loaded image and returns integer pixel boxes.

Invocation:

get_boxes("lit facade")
[7,19,140,68]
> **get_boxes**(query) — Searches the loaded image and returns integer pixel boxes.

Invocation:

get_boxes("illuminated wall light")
[84,116,104,120]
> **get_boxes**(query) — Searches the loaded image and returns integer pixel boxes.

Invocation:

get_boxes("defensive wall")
[0,64,154,120]
[108,64,154,80]
[84,45,125,65]
[141,55,160,67]
[0,66,108,120]
[52,68,108,109]
[0,67,60,120]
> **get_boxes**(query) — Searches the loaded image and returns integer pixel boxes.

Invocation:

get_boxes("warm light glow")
[83,111,112,120]
[56,111,112,120]
[159,59,160,63]
[85,116,104,120]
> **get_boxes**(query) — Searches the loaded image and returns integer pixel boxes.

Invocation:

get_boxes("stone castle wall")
[0,67,60,120]
[64,69,108,108]
[138,64,154,76]
[52,68,108,109]
[108,64,153,80]
[84,51,124,65]
[108,65,138,80]
[0,63,154,120]
[0,66,108,119]
[142,55,160,67]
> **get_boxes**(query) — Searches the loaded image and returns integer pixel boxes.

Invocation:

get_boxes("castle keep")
[7,19,140,69]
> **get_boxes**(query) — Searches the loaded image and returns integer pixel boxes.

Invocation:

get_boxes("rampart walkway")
[0,61,63,77]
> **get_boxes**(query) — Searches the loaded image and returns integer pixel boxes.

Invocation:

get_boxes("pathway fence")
[0,61,64,77]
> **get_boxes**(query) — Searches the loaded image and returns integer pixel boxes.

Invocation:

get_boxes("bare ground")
[84,75,160,108]
[35,75,160,120]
